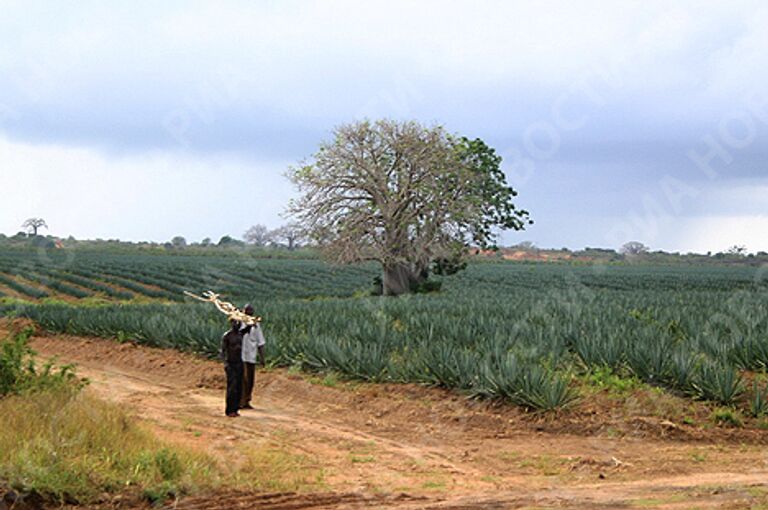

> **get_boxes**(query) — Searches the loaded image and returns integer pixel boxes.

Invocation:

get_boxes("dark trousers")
[240,362,256,407]
[225,360,243,415]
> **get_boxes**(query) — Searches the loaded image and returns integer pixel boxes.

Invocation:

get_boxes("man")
[220,319,244,417]
[239,303,266,410]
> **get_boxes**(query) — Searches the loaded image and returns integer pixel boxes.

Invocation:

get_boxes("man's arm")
[220,333,228,361]
[257,344,266,368]
[256,325,266,367]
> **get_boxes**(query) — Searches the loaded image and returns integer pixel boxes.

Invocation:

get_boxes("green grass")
[712,407,744,428]
[581,366,643,397]
[350,455,376,464]
[0,386,218,504]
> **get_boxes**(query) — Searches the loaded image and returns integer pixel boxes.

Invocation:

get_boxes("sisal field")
[1,247,768,412]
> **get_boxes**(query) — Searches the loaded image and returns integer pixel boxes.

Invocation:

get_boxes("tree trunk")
[382,263,427,296]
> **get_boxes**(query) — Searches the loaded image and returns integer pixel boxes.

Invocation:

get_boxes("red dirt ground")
[3,321,768,509]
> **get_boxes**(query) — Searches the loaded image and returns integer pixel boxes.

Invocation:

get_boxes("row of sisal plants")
[3,277,768,412]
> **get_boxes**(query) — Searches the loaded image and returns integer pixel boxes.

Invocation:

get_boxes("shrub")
[0,328,78,396]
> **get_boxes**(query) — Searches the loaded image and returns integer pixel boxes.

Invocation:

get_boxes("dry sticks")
[183,290,261,325]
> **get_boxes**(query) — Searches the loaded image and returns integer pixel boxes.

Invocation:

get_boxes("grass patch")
[233,447,324,492]
[496,450,522,463]
[690,450,707,463]
[631,494,687,507]
[308,372,340,388]
[0,386,217,504]
[421,480,446,491]
[517,454,569,476]
[350,455,376,464]
[711,407,744,428]
[581,366,642,397]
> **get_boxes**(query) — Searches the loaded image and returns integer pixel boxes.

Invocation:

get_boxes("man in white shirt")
[239,303,266,410]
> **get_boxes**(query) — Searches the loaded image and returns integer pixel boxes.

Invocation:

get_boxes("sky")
[1,0,767,253]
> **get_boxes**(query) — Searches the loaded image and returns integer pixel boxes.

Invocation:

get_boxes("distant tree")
[513,241,537,251]
[218,235,245,247]
[22,218,48,236]
[201,237,212,247]
[272,223,304,250]
[620,241,649,255]
[727,245,747,256]
[289,119,531,296]
[243,224,273,247]
[171,236,187,248]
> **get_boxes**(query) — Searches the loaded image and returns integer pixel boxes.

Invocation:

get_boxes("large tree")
[289,120,531,296]
[22,218,47,236]
[620,241,649,255]
[272,223,304,250]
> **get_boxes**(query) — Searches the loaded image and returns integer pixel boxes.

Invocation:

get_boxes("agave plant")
[515,365,577,411]
[666,349,698,393]
[749,381,768,417]
[473,352,522,399]
[692,361,745,405]
[625,332,671,385]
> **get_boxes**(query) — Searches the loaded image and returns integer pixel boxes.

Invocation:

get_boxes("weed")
[350,455,376,463]
[584,366,641,396]
[421,480,447,490]
[711,407,743,428]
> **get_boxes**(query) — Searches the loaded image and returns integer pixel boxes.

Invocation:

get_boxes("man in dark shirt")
[220,319,244,417]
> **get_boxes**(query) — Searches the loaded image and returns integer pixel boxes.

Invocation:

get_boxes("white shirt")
[240,323,266,363]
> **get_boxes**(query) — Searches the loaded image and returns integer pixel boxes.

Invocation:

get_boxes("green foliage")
[454,136,532,248]
[711,407,743,427]
[749,381,768,417]
[432,253,468,276]
[410,279,442,294]
[0,273,48,299]
[472,353,577,409]
[583,366,641,396]
[0,327,78,396]
[3,248,768,414]
[692,361,745,405]
[514,366,576,410]
[0,387,216,504]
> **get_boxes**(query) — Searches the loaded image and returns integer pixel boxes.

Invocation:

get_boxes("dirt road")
[26,333,768,509]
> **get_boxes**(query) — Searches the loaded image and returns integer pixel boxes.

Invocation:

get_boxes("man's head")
[244,304,254,316]
[229,318,239,330]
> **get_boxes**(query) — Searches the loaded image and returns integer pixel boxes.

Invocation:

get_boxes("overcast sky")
[1,0,767,253]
